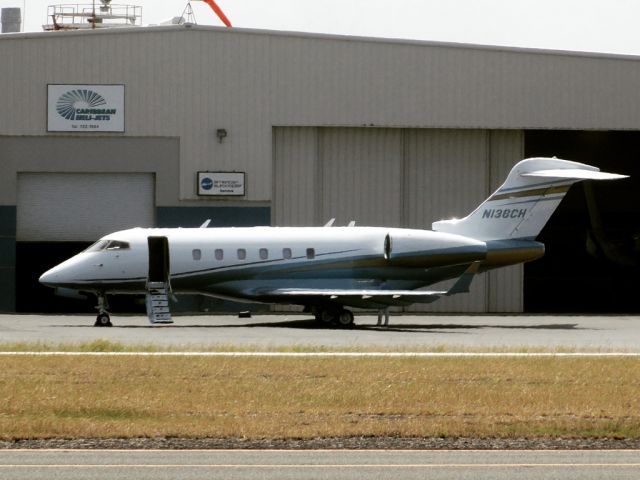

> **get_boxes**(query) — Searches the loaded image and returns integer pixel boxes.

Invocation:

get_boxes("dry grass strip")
[1,356,639,439]
[1,339,636,353]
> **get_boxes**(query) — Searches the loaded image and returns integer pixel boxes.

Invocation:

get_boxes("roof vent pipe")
[1,8,21,33]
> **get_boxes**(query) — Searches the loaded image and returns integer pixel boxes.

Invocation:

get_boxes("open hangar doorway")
[524,130,640,313]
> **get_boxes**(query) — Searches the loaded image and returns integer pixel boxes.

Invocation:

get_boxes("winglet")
[200,219,211,228]
[324,218,336,227]
[446,262,481,296]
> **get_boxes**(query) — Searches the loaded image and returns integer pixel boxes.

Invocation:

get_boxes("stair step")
[145,281,173,324]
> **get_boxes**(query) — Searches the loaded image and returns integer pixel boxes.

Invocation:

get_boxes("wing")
[262,262,480,307]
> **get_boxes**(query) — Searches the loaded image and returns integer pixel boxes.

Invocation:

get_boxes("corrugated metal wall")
[487,130,525,312]
[320,128,404,228]
[273,127,523,313]
[2,27,640,206]
[272,128,318,226]
[402,129,489,312]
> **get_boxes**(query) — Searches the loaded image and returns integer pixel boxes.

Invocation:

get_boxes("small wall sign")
[197,172,245,196]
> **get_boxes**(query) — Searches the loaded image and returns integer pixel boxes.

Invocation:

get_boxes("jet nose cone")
[39,254,88,289]
[39,268,58,287]
[39,261,73,288]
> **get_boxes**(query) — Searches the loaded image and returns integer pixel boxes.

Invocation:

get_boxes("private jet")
[39,157,627,327]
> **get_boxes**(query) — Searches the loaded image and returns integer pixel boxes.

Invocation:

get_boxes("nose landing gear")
[94,294,112,327]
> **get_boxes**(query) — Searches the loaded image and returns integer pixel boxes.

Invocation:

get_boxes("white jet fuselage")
[39,158,627,325]
[42,226,529,308]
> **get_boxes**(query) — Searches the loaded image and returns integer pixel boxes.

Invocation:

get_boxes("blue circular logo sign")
[200,176,213,190]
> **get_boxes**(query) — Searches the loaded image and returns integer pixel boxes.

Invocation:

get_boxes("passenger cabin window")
[192,249,202,261]
[283,248,292,259]
[215,249,224,260]
[259,248,269,260]
[306,248,315,259]
[237,248,246,260]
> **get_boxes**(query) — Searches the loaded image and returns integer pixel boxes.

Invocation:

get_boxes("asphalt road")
[1,449,639,480]
[1,314,639,350]
[2,316,639,479]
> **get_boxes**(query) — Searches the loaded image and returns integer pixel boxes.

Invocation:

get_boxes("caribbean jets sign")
[47,84,125,132]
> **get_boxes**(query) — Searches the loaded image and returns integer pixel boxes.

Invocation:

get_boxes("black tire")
[336,310,354,328]
[94,313,112,327]
[320,310,335,324]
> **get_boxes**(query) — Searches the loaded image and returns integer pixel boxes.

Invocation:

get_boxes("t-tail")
[432,158,627,241]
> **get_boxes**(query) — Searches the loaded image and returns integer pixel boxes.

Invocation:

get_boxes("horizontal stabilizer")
[522,169,628,180]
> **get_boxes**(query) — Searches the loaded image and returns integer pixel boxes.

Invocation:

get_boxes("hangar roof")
[2,23,640,63]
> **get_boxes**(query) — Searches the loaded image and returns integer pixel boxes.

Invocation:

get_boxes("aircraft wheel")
[94,313,112,327]
[336,310,354,328]
[320,310,335,324]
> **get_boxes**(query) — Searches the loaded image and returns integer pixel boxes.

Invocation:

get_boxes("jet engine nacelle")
[382,229,486,268]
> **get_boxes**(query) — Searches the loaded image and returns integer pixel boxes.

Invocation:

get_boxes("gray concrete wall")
[0,136,179,206]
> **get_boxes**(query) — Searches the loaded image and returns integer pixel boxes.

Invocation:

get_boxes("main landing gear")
[377,307,391,327]
[94,293,112,327]
[313,307,355,328]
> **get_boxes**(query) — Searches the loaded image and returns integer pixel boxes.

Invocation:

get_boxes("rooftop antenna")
[180,1,197,24]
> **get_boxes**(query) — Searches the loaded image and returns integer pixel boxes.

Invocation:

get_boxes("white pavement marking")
[2,463,640,468]
[1,352,640,357]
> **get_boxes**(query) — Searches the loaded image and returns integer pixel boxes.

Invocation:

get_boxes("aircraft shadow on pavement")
[228,318,584,333]
[57,319,583,333]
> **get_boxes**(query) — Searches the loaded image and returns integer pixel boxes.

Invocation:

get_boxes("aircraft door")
[146,236,173,324]
[147,236,170,285]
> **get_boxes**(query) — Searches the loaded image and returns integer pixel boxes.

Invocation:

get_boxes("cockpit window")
[105,240,130,250]
[84,240,109,252]
[83,240,130,252]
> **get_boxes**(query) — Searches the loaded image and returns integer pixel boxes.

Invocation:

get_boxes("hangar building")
[1,24,639,314]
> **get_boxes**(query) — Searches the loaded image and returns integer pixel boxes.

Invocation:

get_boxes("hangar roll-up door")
[17,173,155,241]
[16,173,155,312]
[273,127,524,313]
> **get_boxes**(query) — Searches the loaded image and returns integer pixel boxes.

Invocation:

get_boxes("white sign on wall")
[47,84,125,132]
[197,172,245,196]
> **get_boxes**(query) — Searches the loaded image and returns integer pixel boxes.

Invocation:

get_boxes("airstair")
[146,282,173,324]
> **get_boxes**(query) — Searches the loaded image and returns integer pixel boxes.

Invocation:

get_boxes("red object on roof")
[202,0,232,27]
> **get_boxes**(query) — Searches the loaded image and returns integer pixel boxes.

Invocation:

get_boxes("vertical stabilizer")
[432,158,626,241]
